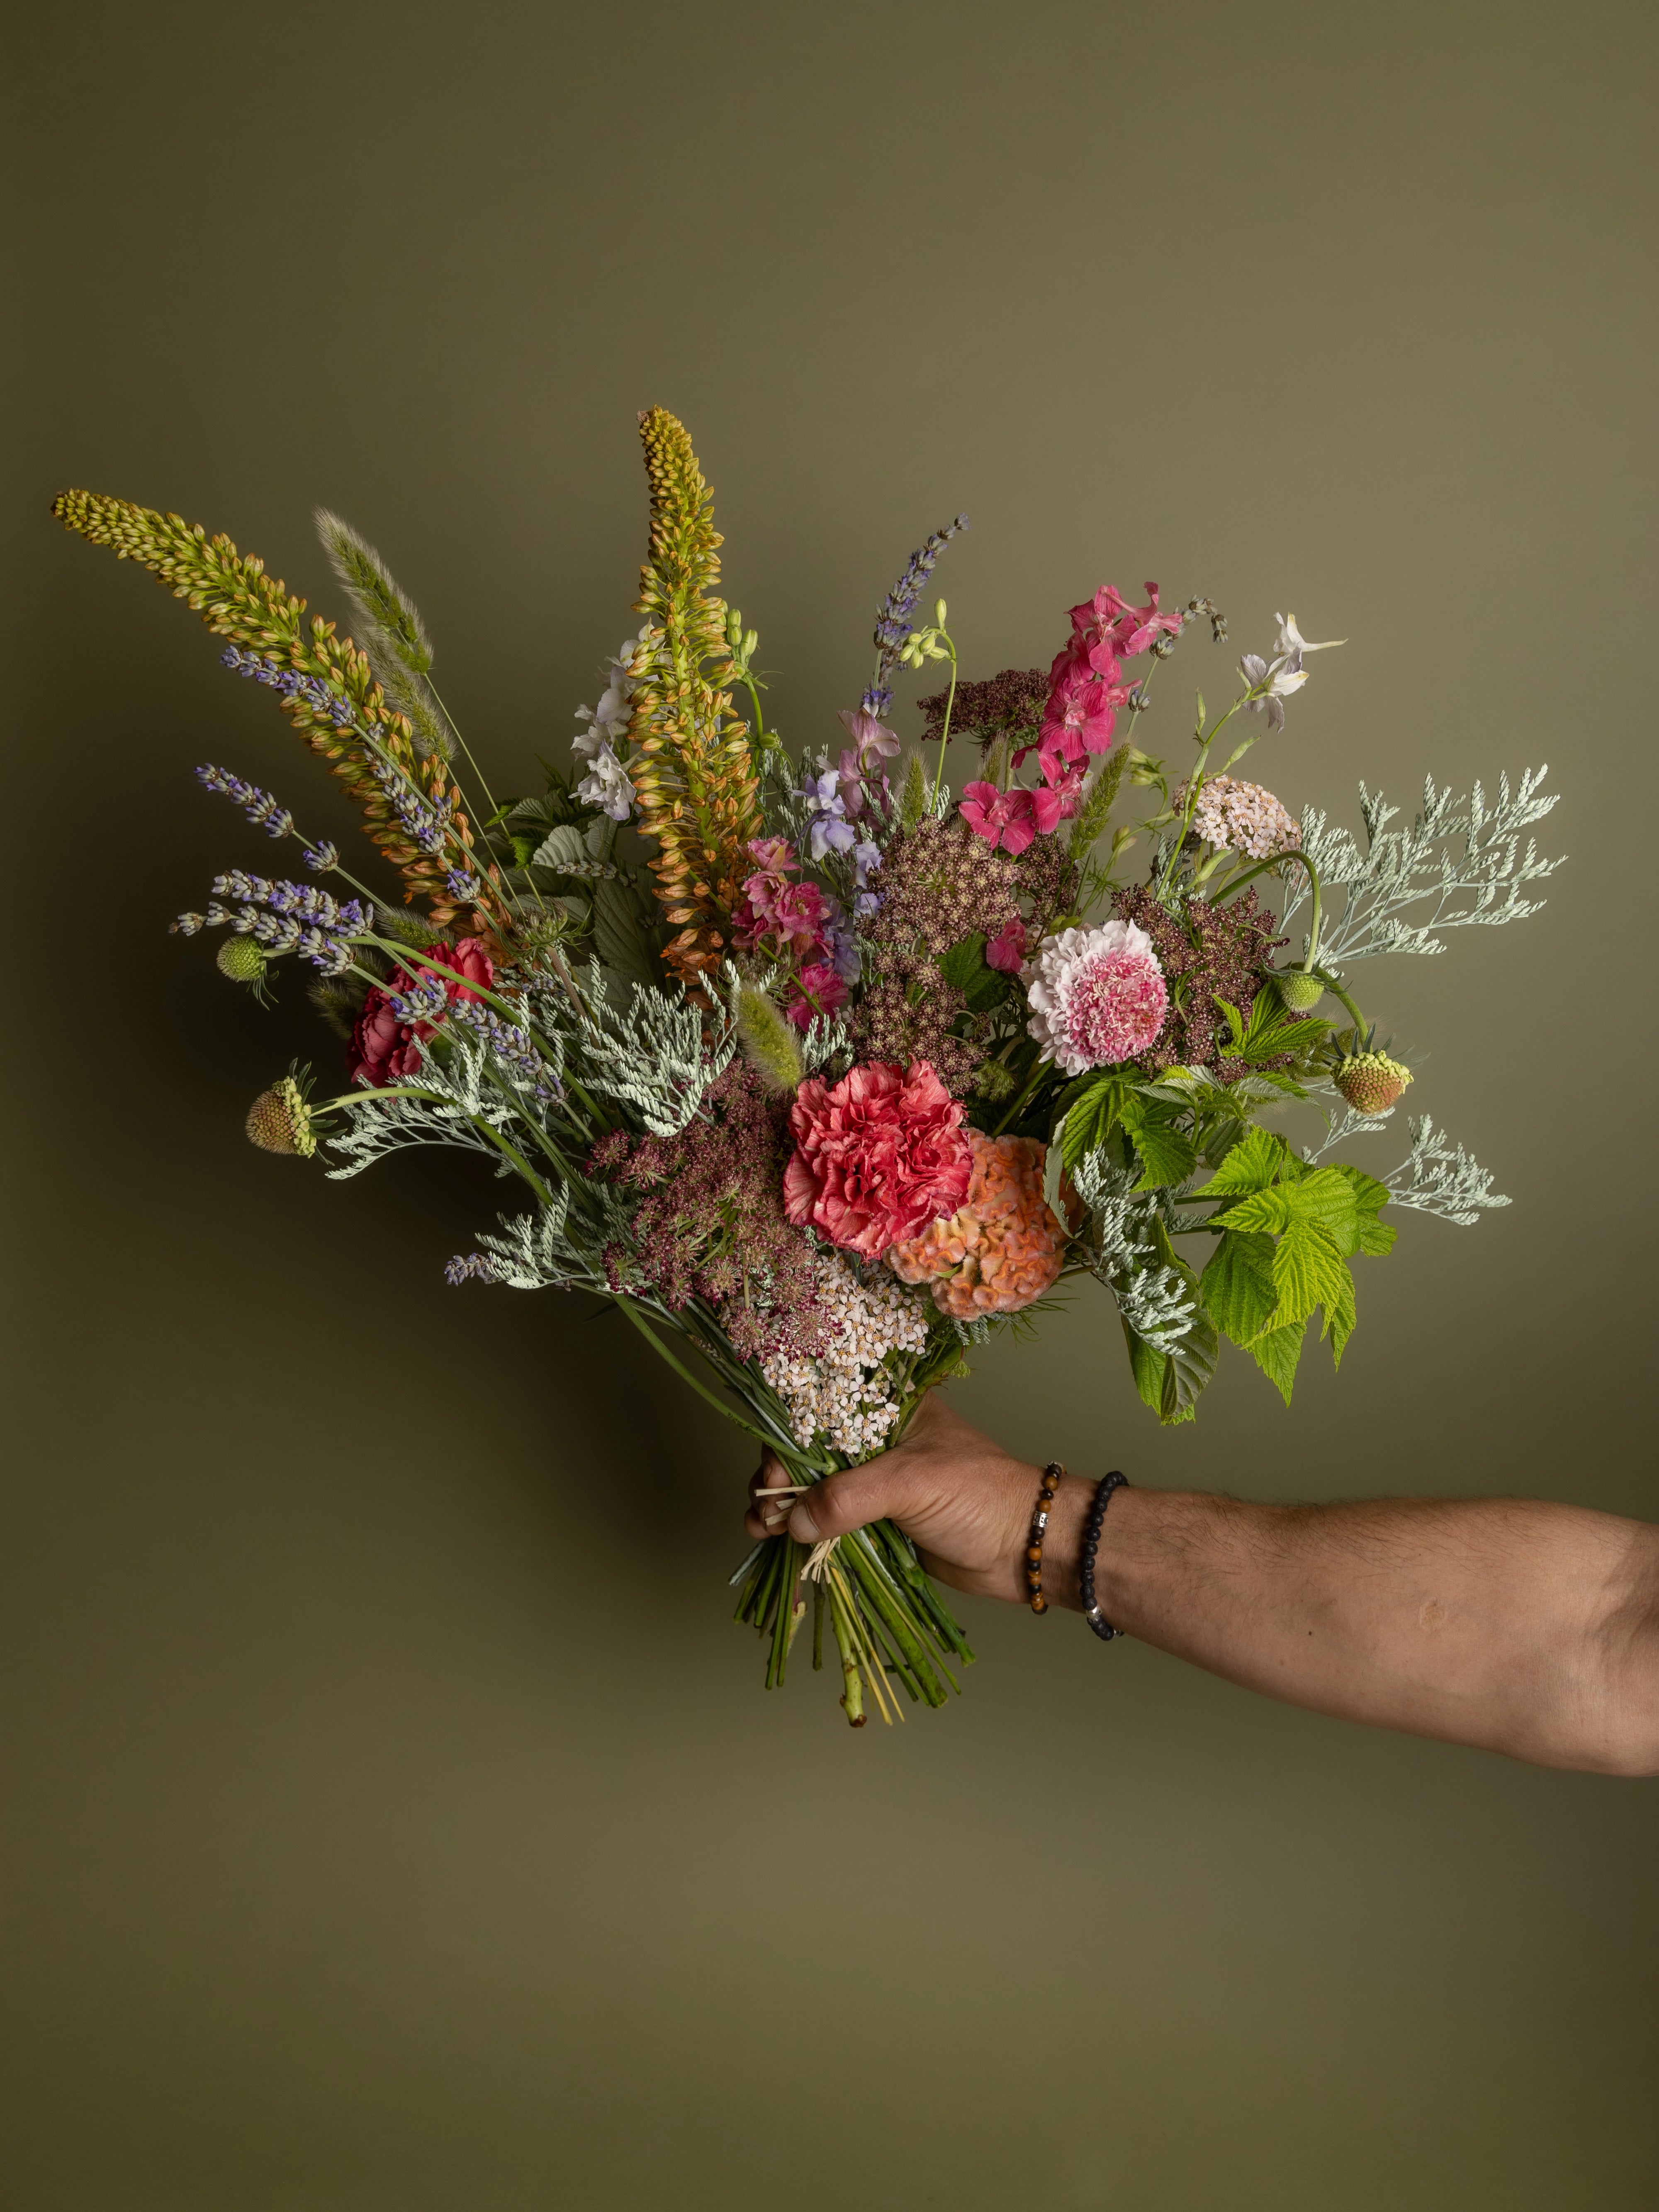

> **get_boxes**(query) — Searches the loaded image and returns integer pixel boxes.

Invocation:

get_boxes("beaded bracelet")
[1078,1471,1130,1641]
[1024,1462,1063,1613]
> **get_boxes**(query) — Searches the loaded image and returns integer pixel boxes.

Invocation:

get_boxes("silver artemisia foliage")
[566,968,736,1136]
[472,1187,631,1294]
[1383,1115,1510,1224]
[1284,767,1562,962]
[324,1029,521,1180]
[1070,1150,1197,1354]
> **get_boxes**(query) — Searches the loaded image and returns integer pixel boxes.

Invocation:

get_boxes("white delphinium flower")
[1239,611,1345,731]
[573,631,649,820]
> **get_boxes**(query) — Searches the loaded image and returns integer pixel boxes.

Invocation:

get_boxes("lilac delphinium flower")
[799,765,857,861]
[861,516,969,716]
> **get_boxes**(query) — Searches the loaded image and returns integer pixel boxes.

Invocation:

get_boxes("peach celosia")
[887,1130,1067,1319]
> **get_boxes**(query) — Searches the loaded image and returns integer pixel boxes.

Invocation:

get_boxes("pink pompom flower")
[1024,920,1169,1076]
[783,1060,973,1259]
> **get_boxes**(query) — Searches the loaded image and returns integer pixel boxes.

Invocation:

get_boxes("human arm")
[746,1395,1659,1776]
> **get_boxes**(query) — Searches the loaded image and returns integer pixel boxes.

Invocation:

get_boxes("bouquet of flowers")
[53,408,1562,1725]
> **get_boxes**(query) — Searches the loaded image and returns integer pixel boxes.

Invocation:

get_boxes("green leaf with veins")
[1250,1319,1307,1405]
[1120,1095,1197,1191]
[1270,1217,1351,1329]
[1198,1125,1292,1198]
[1200,1229,1279,1348]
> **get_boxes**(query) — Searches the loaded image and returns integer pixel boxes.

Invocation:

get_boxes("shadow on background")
[4,1,1656,2207]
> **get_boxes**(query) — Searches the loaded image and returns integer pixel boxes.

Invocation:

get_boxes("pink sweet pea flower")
[785,959,850,1030]
[960,781,1036,854]
[985,917,1027,973]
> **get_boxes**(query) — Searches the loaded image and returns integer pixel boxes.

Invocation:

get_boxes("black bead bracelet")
[1078,1472,1129,1641]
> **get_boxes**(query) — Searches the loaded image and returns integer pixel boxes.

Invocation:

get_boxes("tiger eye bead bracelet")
[1025,1461,1063,1613]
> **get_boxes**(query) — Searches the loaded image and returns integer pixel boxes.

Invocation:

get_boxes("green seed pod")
[216,934,268,984]
[1275,968,1326,1012]
[971,1059,1018,1103]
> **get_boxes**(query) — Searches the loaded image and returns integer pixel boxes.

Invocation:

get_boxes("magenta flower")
[961,781,1039,855]
[785,959,851,1029]
[1069,581,1184,663]
[1038,664,1127,761]
[985,916,1027,973]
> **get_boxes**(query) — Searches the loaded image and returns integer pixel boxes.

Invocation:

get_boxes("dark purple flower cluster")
[861,515,969,716]
[916,667,1049,750]
[590,1064,833,1363]
[1109,884,1293,1071]
[852,818,1076,1095]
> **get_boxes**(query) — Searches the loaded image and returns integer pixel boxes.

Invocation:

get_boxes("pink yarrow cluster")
[961,583,1185,856]
[731,837,848,1029]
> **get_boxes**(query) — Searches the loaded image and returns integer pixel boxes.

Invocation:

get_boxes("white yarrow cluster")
[761,1252,929,1458]
[572,630,650,821]
[1179,774,1301,860]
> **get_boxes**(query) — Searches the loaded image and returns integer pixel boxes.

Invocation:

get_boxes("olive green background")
[5,1,1656,2205]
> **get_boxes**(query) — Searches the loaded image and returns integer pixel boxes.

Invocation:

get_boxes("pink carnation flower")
[1024,920,1168,1076]
[783,1060,973,1259]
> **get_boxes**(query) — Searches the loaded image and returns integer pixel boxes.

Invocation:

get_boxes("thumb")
[787,1450,923,1545]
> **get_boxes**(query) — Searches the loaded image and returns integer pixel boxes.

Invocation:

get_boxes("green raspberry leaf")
[1200,1228,1279,1348]
[1197,1125,1290,1199]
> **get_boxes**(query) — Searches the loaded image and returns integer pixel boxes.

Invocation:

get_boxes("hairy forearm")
[1044,1480,1659,1774]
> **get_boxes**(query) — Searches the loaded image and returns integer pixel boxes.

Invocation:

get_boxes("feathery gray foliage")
[576,970,735,1136]
[1301,1096,1396,1162]
[1071,1151,1197,1353]
[1284,767,1562,962]
[314,509,451,761]
[471,1191,603,1293]
[1383,1115,1510,1224]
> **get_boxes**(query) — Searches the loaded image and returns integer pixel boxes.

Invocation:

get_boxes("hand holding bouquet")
[54,409,1562,1725]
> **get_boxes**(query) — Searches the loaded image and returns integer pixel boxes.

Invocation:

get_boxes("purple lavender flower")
[221,646,357,729]
[190,871,370,975]
[196,763,294,839]
[861,515,968,715]
[303,840,340,872]
[445,1253,503,1285]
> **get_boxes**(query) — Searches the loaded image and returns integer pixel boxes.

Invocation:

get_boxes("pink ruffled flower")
[985,916,1027,973]
[733,837,832,957]
[785,959,850,1030]
[783,1060,973,1259]
[1024,920,1169,1076]
[887,1131,1067,1319]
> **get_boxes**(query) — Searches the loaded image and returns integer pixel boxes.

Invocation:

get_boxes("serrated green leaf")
[592,876,662,995]
[1271,1217,1350,1329]
[1059,1076,1128,1170]
[1043,1123,1069,1232]
[1283,1166,1361,1252]
[1324,1259,1358,1367]
[1200,1229,1279,1348]
[1215,1185,1293,1236]
[1121,1096,1197,1191]
[1251,1319,1306,1405]
[1198,1125,1289,1197]
[1356,1214,1397,1257]
[530,823,591,871]
[1124,1317,1167,1414]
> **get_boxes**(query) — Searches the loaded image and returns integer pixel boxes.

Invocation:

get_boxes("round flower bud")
[1275,969,1326,1012]
[216,934,268,983]
[245,1076,316,1158]
[1333,1052,1412,1116]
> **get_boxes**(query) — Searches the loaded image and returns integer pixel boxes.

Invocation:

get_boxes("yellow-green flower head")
[245,1076,316,1158]
[216,934,268,984]
[1334,1051,1412,1116]
[1275,968,1326,1012]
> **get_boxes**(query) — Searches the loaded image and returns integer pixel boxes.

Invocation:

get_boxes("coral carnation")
[783,1060,972,1258]
[1024,920,1168,1076]
[888,1132,1067,1319]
